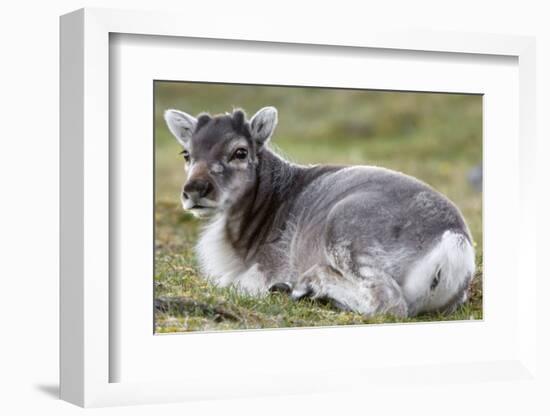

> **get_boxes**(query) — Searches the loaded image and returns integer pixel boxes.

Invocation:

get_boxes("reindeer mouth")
[188,202,218,210]
[182,198,217,210]
[186,203,218,219]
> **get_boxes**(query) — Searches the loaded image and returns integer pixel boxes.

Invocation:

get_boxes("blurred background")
[154,81,482,332]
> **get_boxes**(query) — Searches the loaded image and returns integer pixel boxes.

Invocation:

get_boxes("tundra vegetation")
[154,82,482,333]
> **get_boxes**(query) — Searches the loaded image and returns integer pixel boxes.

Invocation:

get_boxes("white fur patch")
[195,216,268,295]
[210,162,224,174]
[401,230,475,314]
[232,263,269,295]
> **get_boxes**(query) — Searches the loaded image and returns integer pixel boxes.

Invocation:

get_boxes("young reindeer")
[164,107,475,317]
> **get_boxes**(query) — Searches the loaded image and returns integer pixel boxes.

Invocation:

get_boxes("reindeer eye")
[232,148,248,161]
[180,149,190,162]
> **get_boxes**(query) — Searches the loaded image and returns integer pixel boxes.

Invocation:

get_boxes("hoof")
[269,282,293,294]
[290,286,314,301]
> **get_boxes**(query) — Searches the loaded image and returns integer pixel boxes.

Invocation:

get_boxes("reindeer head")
[164,107,278,219]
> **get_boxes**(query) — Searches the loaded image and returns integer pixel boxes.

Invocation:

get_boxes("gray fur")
[165,106,475,318]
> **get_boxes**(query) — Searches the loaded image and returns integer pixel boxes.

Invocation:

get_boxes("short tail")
[402,230,475,316]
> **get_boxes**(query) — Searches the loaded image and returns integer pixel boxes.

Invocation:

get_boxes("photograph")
[4,0,540,412]
[154,81,483,333]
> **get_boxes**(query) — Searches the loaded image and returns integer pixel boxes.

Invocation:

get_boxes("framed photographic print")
[60,7,540,408]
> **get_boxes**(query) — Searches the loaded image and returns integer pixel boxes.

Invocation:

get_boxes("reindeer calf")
[164,107,475,317]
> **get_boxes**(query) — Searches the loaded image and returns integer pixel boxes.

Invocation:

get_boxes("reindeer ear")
[249,106,278,145]
[164,109,197,147]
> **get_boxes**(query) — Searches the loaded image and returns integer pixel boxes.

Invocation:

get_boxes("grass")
[154,83,482,333]
[155,204,482,333]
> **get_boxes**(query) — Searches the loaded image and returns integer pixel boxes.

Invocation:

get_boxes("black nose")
[183,179,214,200]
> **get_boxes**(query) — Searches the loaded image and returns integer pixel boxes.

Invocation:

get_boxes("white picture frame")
[60,7,539,408]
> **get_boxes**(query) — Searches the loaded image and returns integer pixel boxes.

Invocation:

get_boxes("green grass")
[154,83,482,333]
